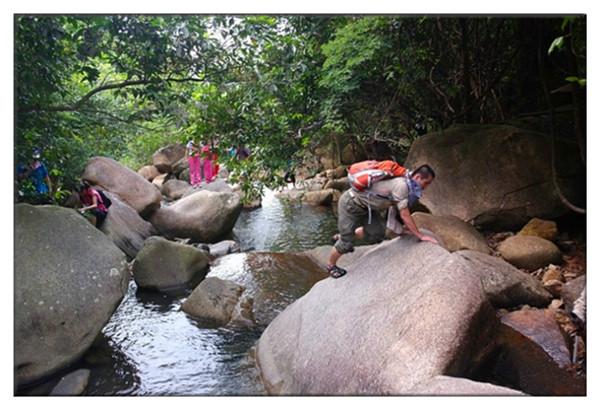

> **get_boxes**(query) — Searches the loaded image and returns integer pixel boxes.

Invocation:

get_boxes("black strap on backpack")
[97,190,112,209]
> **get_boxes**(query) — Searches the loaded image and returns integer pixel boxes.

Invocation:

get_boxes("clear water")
[76,188,338,395]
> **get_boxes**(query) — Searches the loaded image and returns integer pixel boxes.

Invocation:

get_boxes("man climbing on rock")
[327,164,438,278]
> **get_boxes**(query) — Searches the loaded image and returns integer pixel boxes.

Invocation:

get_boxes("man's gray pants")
[334,190,386,255]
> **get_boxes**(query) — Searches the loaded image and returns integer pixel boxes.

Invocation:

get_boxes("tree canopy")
[14,15,586,202]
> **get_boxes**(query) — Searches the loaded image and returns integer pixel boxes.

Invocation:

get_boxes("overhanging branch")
[18,75,206,114]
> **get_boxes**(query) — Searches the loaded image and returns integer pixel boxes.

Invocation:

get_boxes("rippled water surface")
[81,189,338,395]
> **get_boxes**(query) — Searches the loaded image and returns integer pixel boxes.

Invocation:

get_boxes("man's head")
[411,164,435,189]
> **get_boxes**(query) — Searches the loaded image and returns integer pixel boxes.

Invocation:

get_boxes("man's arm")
[399,206,438,244]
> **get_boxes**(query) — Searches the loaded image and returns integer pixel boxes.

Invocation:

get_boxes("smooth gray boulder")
[208,240,241,258]
[152,144,186,173]
[150,190,242,243]
[256,237,497,394]
[49,369,90,396]
[456,250,553,309]
[82,156,162,217]
[182,277,246,326]
[407,376,525,395]
[182,178,233,197]
[161,179,191,201]
[15,204,129,386]
[132,236,210,291]
[497,235,563,270]
[100,192,156,259]
[412,212,491,254]
[405,125,585,230]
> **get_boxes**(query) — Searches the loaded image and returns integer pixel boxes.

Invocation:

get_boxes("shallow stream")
[79,189,337,395]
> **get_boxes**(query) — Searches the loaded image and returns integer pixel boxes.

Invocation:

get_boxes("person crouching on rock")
[76,180,108,229]
[327,164,439,278]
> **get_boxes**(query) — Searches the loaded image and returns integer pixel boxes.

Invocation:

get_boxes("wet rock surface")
[483,308,585,396]
[132,236,210,291]
[182,277,246,326]
[50,369,90,396]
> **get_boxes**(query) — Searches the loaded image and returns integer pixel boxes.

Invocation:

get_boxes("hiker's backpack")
[97,189,112,209]
[347,160,408,191]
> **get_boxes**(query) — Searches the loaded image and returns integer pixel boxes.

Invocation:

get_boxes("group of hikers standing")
[185,140,219,187]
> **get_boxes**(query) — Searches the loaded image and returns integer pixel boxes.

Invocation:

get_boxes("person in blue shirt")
[16,148,53,204]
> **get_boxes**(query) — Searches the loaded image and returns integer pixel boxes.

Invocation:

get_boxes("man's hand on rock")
[420,235,438,244]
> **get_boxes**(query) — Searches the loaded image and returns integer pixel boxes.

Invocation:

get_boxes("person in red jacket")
[76,180,109,228]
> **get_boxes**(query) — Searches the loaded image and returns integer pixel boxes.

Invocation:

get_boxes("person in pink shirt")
[186,140,201,186]
[76,180,109,228]
[201,143,214,182]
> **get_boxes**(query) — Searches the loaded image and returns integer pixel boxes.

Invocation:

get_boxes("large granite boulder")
[138,165,160,182]
[301,244,376,269]
[456,250,553,309]
[405,125,585,230]
[256,236,497,394]
[15,204,129,386]
[182,277,247,326]
[497,235,563,270]
[412,212,491,254]
[82,156,162,217]
[408,375,524,395]
[152,144,186,173]
[100,192,156,259]
[150,190,242,243]
[161,179,191,201]
[132,236,210,291]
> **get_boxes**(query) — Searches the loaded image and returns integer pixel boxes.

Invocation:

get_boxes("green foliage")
[15,15,586,204]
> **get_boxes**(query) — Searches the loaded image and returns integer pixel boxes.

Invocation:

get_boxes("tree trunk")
[459,19,473,123]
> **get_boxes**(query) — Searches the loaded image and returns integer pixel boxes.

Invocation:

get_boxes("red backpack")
[347,160,408,191]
